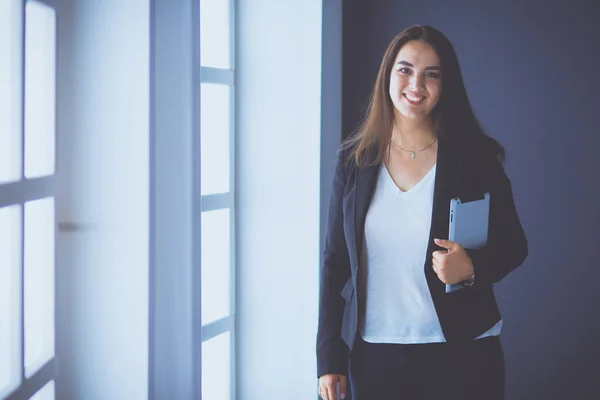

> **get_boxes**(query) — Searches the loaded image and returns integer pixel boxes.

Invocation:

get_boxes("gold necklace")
[391,137,438,160]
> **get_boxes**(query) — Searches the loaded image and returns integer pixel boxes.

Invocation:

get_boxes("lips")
[403,93,425,105]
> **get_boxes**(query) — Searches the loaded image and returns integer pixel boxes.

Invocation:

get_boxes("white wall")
[55,0,149,398]
[236,0,322,398]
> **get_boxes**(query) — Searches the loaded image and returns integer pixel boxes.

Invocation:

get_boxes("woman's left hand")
[431,239,474,284]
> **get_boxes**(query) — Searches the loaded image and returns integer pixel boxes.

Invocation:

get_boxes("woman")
[316,25,528,400]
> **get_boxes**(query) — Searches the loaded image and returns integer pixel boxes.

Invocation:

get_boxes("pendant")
[410,151,416,159]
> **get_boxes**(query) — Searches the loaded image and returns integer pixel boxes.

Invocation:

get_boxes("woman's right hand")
[318,374,347,400]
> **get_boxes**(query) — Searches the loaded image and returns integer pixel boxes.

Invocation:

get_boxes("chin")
[399,107,430,120]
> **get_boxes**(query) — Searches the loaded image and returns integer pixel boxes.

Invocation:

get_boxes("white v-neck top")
[358,164,502,344]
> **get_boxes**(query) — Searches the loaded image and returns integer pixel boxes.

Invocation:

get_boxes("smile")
[403,93,425,105]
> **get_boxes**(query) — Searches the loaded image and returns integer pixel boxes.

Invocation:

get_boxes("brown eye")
[398,67,411,74]
[426,72,440,78]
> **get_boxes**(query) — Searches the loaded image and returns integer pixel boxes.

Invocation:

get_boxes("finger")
[432,255,446,269]
[339,376,348,399]
[432,262,440,276]
[318,384,327,400]
[434,238,456,251]
[432,250,447,260]
[325,383,335,400]
[434,269,447,283]
[432,261,448,280]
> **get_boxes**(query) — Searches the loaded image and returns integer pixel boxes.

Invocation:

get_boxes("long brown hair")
[342,25,505,166]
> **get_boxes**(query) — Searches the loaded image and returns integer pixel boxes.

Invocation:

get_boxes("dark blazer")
[316,135,528,378]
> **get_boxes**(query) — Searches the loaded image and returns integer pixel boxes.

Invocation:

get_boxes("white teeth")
[405,94,424,102]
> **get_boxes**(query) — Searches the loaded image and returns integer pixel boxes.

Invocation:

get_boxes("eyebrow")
[396,60,441,71]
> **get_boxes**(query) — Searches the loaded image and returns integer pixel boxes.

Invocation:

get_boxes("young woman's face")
[389,40,442,122]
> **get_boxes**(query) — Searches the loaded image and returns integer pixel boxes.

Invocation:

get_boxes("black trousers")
[349,335,505,400]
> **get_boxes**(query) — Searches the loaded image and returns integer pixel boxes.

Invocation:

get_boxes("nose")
[409,75,424,92]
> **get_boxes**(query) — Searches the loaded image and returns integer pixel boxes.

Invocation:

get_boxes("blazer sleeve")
[466,153,529,286]
[316,149,352,378]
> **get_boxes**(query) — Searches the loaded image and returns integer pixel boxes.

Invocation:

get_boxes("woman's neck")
[392,118,437,150]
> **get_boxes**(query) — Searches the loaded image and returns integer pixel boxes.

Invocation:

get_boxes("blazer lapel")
[353,148,380,276]
[429,137,464,243]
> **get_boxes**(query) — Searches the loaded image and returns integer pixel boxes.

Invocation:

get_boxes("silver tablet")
[446,192,490,293]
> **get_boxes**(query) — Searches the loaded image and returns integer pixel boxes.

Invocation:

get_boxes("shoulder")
[454,135,508,192]
[331,143,357,186]
[464,135,504,171]
[336,141,360,173]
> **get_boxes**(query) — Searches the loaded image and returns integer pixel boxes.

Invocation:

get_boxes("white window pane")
[200,0,230,68]
[202,332,230,400]
[201,83,230,195]
[29,380,55,400]
[24,1,56,179]
[201,209,230,325]
[0,0,23,184]
[24,197,55,378]
[0,205,22,398]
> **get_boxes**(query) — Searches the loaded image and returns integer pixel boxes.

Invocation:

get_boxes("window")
[199,0,236,399]
[0,1,57,399]
[28,381,54,400]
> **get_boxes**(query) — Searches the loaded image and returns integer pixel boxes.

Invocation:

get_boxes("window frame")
[2,0,59,399]
[148,0,237,399]
[199,0,237,399]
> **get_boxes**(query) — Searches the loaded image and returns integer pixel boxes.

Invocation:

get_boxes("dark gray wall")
[342,0,600,399]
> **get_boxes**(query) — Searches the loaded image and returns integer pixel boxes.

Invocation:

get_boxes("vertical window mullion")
[19,0,27,387]
[19,0,25,182]
[194,2,203,399]
[230,3,236,400]
[228,4,236,399]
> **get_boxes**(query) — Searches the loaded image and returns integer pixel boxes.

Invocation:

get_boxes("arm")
[466,156,529,286]
[316,150,352,378]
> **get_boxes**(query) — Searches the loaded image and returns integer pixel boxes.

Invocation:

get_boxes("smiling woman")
[340,25,507,168]
[317,25,528,400]
[389,41,442,121]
